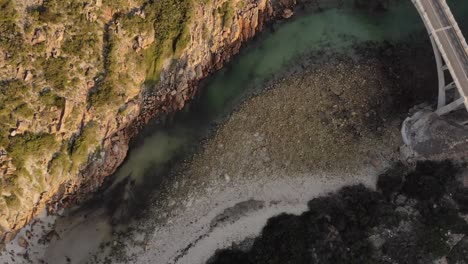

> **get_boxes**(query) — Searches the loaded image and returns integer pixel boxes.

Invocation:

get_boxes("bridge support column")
[429,36,465,116]
[430,36,447,109]
[435,97,465,116]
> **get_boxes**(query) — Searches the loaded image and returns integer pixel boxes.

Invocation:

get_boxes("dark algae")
[207,161,468,264]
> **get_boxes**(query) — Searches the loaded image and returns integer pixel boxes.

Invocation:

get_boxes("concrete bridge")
[412,0,468,115]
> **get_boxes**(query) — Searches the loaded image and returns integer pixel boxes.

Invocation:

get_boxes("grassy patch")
[4,194,21,209]
[88,80,120,108]
[62,31,100,58]
[27,2,62,23]
[39,89,65,109]
[7,132,59,167]
[0,0,17,24]
[131,0,193,83]
[13,103,35,119]
[0,0,26,62]
[70,121,100,172]
[43,57,70,91]
[0,80,31,145]
[48,143,72,181]
[218,1,235,28]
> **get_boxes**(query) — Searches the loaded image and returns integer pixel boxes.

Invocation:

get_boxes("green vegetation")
[88,80,120,108]
[174,25,191,57]
[39,89,65,109]
[0,0,26,62]
[27,4,62,23]
[0,0,200,213]
[3,132,59,198]
[70,121,100,172]
[88,0,195,105]
[0,80,29,117]
[218,1,235,28]
[0,80,31,146]
[48,143,72,181]
[13,103,35,119]
[130,0,193,83]
[62,31,99,58]
[43,57,69,91]
[4,194,21,209]
[7,132,59,167]
[236,1,246,10]
[0,0,16,23]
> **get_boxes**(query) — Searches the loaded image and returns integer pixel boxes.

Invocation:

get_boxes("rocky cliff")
[0,0,394,245]
[0,0,316,245]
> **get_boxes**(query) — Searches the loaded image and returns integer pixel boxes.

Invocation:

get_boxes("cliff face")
[0,0,323,244]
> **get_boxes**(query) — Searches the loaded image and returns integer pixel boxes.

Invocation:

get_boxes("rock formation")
[0,0,323,245]
[0,0,391,245]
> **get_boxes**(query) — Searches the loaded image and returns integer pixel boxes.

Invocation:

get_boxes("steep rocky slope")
[0,0,313,245]
[0,0,393,245]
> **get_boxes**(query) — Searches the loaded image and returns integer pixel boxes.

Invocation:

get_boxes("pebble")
[17,236,28,249]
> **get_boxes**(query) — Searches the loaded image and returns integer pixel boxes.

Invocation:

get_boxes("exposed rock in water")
[282,9,294,18]
[402,110,468,161]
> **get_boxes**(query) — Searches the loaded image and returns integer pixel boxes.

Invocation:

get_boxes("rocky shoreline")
[0,0,406,245]
[53,0,405,218]
[42,0,313,220]
[34,0,401,241]
[1,0,317,245]
[0,26,442,262]
[90,38,444,263]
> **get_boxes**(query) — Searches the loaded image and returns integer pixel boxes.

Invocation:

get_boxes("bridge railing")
[439,0,468,65]
[411,0,468,110]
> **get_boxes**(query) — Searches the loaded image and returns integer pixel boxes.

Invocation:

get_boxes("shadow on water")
[78,0,468,230]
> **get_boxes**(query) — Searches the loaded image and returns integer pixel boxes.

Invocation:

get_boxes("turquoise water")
[113,0,468,190]
[203,3,426,113]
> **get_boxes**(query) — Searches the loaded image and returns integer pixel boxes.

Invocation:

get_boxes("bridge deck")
[413,0,468,110]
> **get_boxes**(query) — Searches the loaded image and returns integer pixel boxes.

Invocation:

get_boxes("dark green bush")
[7,132,58,167]
[43,57,69,91]
[39,89,65,109]
[218,1,234,28]
[70,121,100,171]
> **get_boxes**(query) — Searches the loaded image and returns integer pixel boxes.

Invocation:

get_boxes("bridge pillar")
[411,0,467,116]
[429,36,465,116]
[430,36,446,109]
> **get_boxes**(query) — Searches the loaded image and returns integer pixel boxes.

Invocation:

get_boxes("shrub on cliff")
[0,80,31,145]
[125,0,193,83]
[218,1,235,28]
[70,122,101,173]
[7,132,59,167]
[43,57,70,92]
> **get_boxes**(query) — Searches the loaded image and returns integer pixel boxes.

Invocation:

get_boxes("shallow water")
[115,0,435,187]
